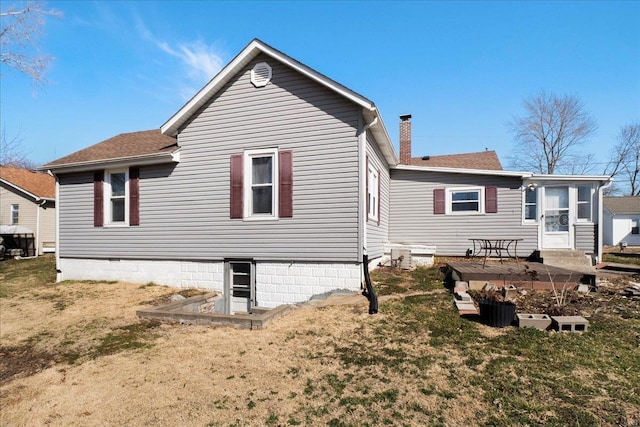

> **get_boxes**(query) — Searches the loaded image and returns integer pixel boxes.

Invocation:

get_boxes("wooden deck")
[447,261,591,290]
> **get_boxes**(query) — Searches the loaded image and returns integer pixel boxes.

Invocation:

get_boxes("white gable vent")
[251,62,272,87]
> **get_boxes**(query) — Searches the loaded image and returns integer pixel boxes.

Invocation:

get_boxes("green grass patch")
[0,255,56,298]
[371,264,445,295]
[603,253,640,266]
[92,321,160,358]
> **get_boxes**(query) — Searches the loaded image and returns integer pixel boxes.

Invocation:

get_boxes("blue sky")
[2,1,639,171]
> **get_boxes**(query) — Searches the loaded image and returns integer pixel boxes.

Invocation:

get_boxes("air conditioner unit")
[391,248,412,269]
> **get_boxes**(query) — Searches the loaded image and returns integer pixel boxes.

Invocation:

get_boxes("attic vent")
[251,62,272,87]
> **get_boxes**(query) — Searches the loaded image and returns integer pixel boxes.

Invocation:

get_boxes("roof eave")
[392,164,531,177]
[41,150,180,174]
[527,174,613,182]
[0,178,42,201]
[161,39,376,137]
[364,107,399,167]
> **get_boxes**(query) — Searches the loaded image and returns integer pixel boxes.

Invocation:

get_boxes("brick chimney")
[399,114,412,164]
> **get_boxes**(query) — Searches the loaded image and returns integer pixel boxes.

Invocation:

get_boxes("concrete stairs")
[533,250,595,274]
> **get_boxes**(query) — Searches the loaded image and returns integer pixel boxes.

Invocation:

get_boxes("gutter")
[40,150,180,174]
[395,164,532,178]
[35,198,46,256]
[48,170,62,281]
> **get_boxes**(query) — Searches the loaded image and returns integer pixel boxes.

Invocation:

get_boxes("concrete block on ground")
[455,300,478,315]
[454,291,472,302]
[454,281,469,292]
[516,313,552,331]
[502,285,518,301]
[577,284,590,293]
[551,315,589,332]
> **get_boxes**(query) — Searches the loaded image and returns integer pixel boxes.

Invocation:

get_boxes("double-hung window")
[244,149,278,219]
[577,185,592,222]
[105,169,129,225]
[524,187,538,222]
[367,163,380,222]
[10,204,19,225]
[448,187,483,214]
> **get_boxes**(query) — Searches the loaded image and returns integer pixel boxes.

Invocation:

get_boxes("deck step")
[534,250,594,273]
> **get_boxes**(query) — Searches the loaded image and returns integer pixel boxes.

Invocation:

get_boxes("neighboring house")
[0,166,56,255]
[603,196,640,246]
[41,39,612,311]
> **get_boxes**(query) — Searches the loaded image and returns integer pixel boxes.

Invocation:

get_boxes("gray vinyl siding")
[58,53,362,262]
[389,169,539,257]
[575,223,596,253]
[366,131,390,259]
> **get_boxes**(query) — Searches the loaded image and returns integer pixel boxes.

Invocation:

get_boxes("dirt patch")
[0,345,56,385]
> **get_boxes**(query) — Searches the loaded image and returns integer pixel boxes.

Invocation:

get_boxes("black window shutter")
[279,151,293,218]
[485,186,498,213]
[94,171,104,227]
[434,188,445,215]
[230,154,244,219]
[129,167,140,226]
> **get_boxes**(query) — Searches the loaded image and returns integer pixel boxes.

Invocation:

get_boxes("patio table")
[468,238,523,268]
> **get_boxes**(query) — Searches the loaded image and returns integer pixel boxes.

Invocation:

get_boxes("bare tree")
[507,91,598,174]
[605,122,640,196]
[0,0,61,85]
[0,128,38,168]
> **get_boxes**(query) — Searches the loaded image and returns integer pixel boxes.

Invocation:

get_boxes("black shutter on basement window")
[94,171,104,227]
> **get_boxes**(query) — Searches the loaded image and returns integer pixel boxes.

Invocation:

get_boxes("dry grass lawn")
[1,256,639,426]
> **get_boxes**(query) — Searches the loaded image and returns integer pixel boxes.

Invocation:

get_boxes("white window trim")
[243,148,279,221]
[446,187,484,215]
[522,187,539,224]
[104,168,129,227]
[367,164,380,222]
[576,184,594,223]
[10,204,19,225]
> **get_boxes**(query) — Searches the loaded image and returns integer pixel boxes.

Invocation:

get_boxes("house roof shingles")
[43,130,178,168]
[408,150,503,170]
[604,196,640,215]
[0,166,56,199]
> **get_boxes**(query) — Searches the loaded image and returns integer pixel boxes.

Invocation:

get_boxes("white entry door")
[542,186,572,249]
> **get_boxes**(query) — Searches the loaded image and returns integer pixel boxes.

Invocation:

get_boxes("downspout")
[36,198,46,256]
[49,170,61,281]
[597,178,613,263]
[359,114,379,314]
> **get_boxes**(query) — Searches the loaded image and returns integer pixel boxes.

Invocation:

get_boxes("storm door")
[542,186,571,249]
